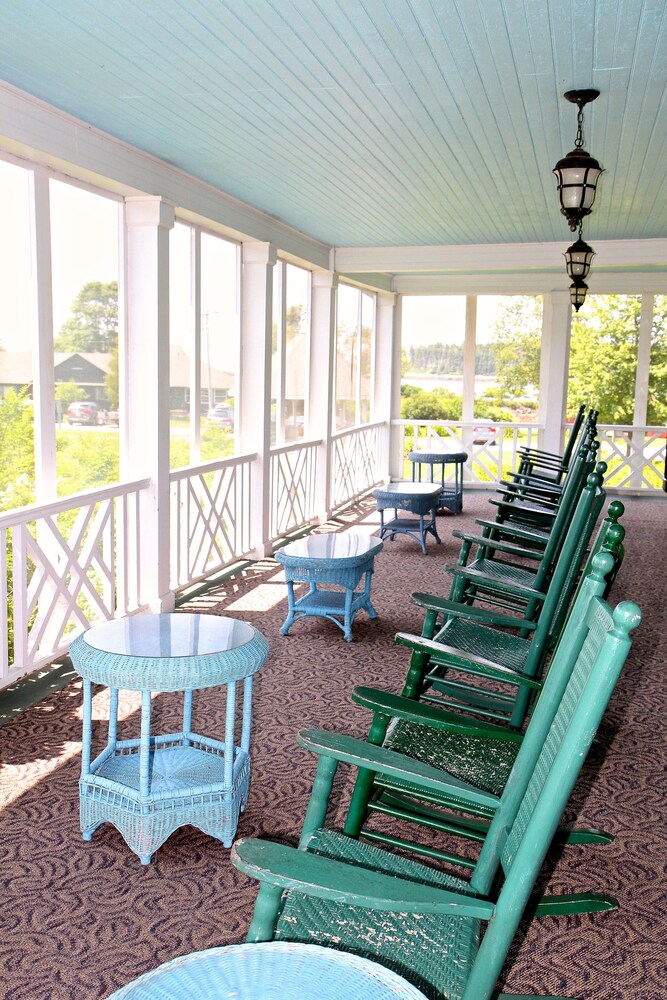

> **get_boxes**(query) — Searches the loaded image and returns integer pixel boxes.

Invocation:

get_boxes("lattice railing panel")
[1,481,146,687]
[170,457,252,590]
[597,426,667,491]
[269,442,318,539]
[331,423,384,509]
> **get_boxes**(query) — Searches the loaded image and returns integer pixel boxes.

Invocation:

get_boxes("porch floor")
[1,492,665,999]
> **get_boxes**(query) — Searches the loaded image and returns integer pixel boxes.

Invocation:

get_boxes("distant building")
[0,348,233,411]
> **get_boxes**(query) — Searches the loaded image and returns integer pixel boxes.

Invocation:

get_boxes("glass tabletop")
[375,481,442,497]
[279,531,383,561]
[84,613,256,658]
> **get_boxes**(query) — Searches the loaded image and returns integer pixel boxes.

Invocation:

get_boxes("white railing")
[0,479,149,688]
[596,425,667,493]
[394,420,543,486]
[269,438,320,539]
[331,421,385,509]
[170,453,254,590]
[394,419,667,494]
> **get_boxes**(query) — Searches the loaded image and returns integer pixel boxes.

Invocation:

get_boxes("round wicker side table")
[105,941,428,999]
[70,613,269,864]
[408,448,468,514]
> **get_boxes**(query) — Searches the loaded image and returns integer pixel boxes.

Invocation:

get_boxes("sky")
[401,294,510,349]
[0,160,119,349]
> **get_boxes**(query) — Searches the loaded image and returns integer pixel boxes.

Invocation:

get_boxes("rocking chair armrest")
[473,519,548,547]
[517,445,567,463]
[232,838,495,917]
[297,728,501,809]
[445,567,547,606]
[492,488,560,510]
[393,633,542,689]
[500,475,562,496]
[488,498,558,519]
[451,531,545,561]
[351,686,525,742]
[410,592,538,631]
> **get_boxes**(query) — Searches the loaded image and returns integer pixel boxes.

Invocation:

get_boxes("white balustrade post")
[240,241,276,557]
[375,291,397,482]
[123,196,175,613]
[538,291,572,455]
[388,293,404,480]
[310,270,337,522]
[462,295,477,476]
[632,294,654,487]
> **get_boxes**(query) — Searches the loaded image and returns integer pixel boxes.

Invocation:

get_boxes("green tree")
[55,380,87,410]
[105,346,119,410]
[491,296,542,397]
[401,389,461,420]
[54,280,118,353]
[0,388,35,511]
[569,294,667,424]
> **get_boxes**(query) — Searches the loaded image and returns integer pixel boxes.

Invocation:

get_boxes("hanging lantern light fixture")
[564,228,596,281]
[553,89,603,232]
[569,278,588,312]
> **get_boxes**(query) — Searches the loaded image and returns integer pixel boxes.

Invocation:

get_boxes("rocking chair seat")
[270,828,480,1000]
[383,721,518,801]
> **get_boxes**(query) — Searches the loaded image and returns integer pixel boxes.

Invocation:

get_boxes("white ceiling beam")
[392,271,667,295]
[334,240,667,275]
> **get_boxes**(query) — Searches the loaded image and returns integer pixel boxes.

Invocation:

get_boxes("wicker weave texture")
[431,617,531,672]
[501,599,613,870]
[70,626,269,692]
[105,941,429,999]
[385,720,518,795]
[274,830,479,1000]
[81,749,251,858]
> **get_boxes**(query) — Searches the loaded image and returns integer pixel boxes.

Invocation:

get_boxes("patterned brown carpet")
[1,492,665,999]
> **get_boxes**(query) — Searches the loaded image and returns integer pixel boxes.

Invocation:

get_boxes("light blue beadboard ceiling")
[0,0,665,249]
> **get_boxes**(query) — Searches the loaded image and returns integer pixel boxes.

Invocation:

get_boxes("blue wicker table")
[408,448,468,513]
[70,613,269,864]
[373,481,443,554]
[275,531,383,642]
[105,941,428,999]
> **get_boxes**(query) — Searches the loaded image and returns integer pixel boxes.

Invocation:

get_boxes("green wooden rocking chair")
[344,549,624,865]
[487,430,598,533]
[404,495,623,729]
[445,465,605,618]
[514,404,594,483]
[232,596,640,1000]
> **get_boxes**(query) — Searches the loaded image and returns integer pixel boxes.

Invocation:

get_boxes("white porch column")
[538,291,572,454]
[632,294,654,486]
[310,270,337,521]
[124,196,175,612]
[462,295,477,469]
[633,294,654,426]
[240,241,276,557]
[29,168,57,502]
[388,293,404,480]
[375,291,398,481]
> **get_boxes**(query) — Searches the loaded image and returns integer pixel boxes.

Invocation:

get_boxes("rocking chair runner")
[232,597,640,1000]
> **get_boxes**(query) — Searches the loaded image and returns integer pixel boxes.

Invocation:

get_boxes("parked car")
[65,401,101,425]
[472,423,497,444]
[207,403,234,428]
